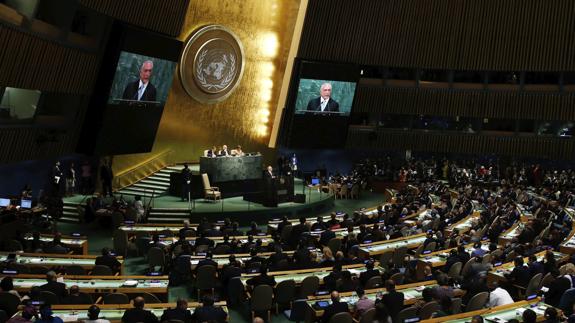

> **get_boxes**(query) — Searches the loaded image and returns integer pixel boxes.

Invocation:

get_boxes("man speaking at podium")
[122,60,157,102]
[306,82,339,113]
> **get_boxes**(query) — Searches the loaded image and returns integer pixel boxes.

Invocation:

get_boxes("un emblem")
[179,25,245,104]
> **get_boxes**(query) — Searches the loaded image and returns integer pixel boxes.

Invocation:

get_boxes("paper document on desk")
[58,314,79,322]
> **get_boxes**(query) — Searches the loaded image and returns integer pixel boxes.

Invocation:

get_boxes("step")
[118,189,161,197]
[140,178,171,186]
[165,166,184,172]
[120,186,165,194]
[63,205,78,211]
[132,183,169,190]
[152,173,172,179]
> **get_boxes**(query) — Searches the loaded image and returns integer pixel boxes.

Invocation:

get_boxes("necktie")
[137,84,144,100]
[321,99,327,111]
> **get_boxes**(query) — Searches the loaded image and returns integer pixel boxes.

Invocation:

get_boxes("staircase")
[116,166,182,198]
[61,201,82,223]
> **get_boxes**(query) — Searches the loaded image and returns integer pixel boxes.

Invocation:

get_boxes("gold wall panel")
[112,0,302,175]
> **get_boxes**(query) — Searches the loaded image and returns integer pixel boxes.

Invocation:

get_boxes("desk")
[306,281,438,317]
[0,253,124,274]
[6,274,168,297]
[560,227,575,254]
[189,249,321,269]
[487,251,567,284]
[200,155,262,182]
[17,303,228,323]
[498,223,522,245]
[357,233,426,257]
[240,263,383,286]
[267,213,347,231]
[422,299,554,323]
[444,213,480,235]
[24,234,88,255]
[158,235,273,248]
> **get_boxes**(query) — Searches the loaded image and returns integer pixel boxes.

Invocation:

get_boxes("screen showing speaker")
[294,79,356,116]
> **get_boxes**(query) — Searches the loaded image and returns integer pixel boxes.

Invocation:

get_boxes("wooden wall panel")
[0,25,99,94]
[78,0,189,36]
[300,0,575,71]
[346,128,575,160]
[353,85,575,121]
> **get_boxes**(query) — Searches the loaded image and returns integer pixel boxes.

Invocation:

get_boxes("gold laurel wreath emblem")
[195,49,236,91]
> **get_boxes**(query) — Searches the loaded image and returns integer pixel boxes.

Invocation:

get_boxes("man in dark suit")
[121,296,159,323]
[191,296,227,323]
[218,145,230,157]
[359,260,380,287]
[122,60,157,102]
[160,298,193,323]
[505,256,532,288]
[324,264,343,292]
[321,291,350,323]
[289,217,309,248]
[95,247,122,273]
[195,252,218,273]
[181,163,191,201]
[99,160,113,198]
[40,271,68,300]
[306,83,340,113]
[380,280,404,319]
[246,265,276,288]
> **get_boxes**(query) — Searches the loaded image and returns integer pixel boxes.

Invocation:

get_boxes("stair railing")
[113,149,173,191]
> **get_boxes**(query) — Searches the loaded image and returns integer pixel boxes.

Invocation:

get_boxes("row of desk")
[0,252,125,274]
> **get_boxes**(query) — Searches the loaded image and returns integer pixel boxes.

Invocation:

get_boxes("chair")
[419,301,439,319]
[365,276,383,289]
[140,292,161,303]
[396,306,418,323]
[66,265,86,275]
[275,279,296,314]
[202,173,221,202]
[213,244,231,254]
[6,240,23,252]
[228,277,246,306]
[424,242,436,252]
[392,246,408,267]
[465,291,488,312]
[39,291,59,305]
[337,185,349,199]
[299,276,320,297]
[481,254,492,264]
[91,265,114,276]
[540,272,556,288]
[136,236,152,258]
[328,312,353,323]
[390,272,405,285]
[413,244,425,258]
[350,184,360,199]
[111,211,124,228]
[523,273,543,299]
[379,250,394,270]
[113,229,129,257]
[447,262,462,280]
[30,266,50,275]
[196,265,217,300]
[285,298,314,322]
[148,247,166,272]
[0,309,7,323]
[451,297,462,314]
[103,293,129,304]
[359,307,376,323]
[327,238,342,254]
[251,284,273,322]
[460,258,476,278]
[0,292,21,317]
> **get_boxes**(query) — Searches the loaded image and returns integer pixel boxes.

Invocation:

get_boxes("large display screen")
[108,51,177,105]
[294,79,356,116]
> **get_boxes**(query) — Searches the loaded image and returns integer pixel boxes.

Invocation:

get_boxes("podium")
[243,175,295,207]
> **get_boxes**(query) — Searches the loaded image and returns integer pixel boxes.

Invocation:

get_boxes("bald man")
[321,291,350,323]
[122,60,157,102]
[306,82,340,112]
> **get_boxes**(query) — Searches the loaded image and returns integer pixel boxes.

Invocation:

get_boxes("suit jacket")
[507,265,532,288]
[40,281,68,300]
[381,291,404,318]
[121,308,159,323]
[321,301,349,323]
[122,80,157,102]
[95,255,121,272]
[546,276,573,307]
[306,97,340,112]
[160,308,193,323]
[191,305,227,323]
[359,269,381,286]
[246,274,276,287]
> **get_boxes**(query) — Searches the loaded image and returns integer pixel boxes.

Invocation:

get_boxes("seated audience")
[191,296,227,323]
[321,291,349,323]
[121,296,159,323]
[160,298,192,323]
[95,247,122,273]
[40,271,67,300]
[84,305,110,323]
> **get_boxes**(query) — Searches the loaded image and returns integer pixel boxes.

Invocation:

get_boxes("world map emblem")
[179,25,245,104]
